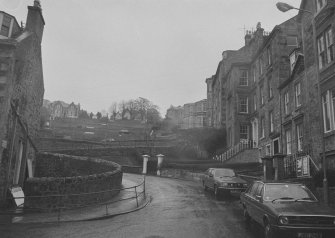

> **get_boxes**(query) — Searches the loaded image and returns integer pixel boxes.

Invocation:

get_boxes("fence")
[212,140,257,163]
[283,153,319,179]
[1,176,146,223]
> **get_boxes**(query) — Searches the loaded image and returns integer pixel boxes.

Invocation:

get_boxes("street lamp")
[276,2,328,204]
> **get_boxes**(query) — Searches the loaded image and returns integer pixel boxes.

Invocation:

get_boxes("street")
[0,176,263,238]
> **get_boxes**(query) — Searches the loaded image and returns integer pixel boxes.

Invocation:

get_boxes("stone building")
[166,105,183,128]
[207,19,302,169]
[0,1,45,206]
[298,0,335,170]
[44,100,81,119]
[251,17,300,160]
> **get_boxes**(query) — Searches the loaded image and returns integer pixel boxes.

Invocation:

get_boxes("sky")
[0,0,300,115]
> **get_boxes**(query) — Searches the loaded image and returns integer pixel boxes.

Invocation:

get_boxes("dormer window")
[0,14,11,37]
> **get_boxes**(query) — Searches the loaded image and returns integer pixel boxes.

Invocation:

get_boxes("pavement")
[0,175,261,238]
[0,173,149,224]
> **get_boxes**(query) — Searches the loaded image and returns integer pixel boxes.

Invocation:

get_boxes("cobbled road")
[1,175,264,238]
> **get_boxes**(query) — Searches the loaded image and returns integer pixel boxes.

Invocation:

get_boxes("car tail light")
[279,216,289,225]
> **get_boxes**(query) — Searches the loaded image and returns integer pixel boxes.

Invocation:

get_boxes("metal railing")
[283,153,319,179]
[212,140,257,163]
[1,176,146,223]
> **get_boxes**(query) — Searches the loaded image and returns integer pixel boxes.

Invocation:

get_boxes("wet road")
[1,176,263,238]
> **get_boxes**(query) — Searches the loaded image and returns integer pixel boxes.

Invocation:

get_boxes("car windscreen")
[263,184,317,202]
[214,169,235,177]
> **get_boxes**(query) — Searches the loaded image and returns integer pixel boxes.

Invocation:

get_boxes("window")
[228,127,232,146]
[287,36,298,47]
[239,70,248,86]
[239,97,248,113]
[295,83,301,107]
[315,0,327,12]
[322,90,335,132]
[296,123,303,152]
[269,111,274,132]
[290,51,297,71]
[240,124,249,140]
[285,129,292,155]
[259,58,263,75]
[260,85,264,105]
[284,92,290,115]
[318,28,334,69]
[253,66,256,83]
[253,94,257,111]
[260,117,265,138]
[0,14,11,37]
[273,138,280,154]
[266,144,271,156]
[267,46,272,65]
[268,78,273,98]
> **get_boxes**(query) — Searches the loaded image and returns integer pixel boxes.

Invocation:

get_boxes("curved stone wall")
[24,152,122,211]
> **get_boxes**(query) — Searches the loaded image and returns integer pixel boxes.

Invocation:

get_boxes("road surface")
[1,175,263,238]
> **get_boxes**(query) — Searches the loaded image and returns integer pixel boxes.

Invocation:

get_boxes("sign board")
[9,186,24,207]
[296,156,310,177]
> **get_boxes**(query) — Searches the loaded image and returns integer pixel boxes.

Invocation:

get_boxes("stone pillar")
[261,156,274,181]
[273,154,286,181]
[156,154,164,176]
[142,155,149,174]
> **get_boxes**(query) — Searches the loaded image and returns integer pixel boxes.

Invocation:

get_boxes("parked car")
[240,181,335,238]
[201,168,248,198]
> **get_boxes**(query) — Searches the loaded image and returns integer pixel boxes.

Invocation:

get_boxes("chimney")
[245,31,252,46]
[25,0,45,43]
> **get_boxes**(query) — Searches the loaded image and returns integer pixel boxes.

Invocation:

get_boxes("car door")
[252,183,265,224]
[243,182,259,220]
[247,182,262,221]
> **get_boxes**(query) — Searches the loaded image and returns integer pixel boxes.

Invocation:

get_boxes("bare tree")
[108,102,118,120]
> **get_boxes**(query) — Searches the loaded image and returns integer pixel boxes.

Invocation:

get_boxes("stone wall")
[24,153,122,211]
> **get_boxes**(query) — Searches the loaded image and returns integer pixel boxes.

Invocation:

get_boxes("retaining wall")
[24,152,122,211]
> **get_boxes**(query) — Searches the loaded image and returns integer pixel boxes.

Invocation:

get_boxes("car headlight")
[243,183,248,187]
[279,216,289,225]
[220,182,228,187]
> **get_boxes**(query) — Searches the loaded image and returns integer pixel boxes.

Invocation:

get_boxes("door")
[252,119,258,148]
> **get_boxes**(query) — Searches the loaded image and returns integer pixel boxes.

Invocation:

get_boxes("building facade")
[44,100,81,119]
[0,1,45,206]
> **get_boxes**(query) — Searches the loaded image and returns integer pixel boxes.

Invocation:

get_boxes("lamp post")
[276,2,328,204]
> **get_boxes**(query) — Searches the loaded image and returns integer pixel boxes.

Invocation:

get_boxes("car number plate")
[297,233,322,238]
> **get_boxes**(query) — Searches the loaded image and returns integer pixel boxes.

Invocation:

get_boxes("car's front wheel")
[264,221,276,238]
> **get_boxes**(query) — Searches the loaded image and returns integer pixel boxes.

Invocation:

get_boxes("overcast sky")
[1,0,300,115]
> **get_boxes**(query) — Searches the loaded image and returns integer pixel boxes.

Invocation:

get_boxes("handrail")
[212,139,257,163]
[1,176,146,222]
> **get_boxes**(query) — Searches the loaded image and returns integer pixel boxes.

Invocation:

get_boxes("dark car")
[240,181,335,238]
[201,168,248,199]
